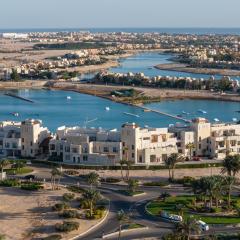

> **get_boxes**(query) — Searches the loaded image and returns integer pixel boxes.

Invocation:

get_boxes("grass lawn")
[5,167,33,175]
[146,195,240,225]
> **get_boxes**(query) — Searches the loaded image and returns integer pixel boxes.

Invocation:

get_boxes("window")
[83,155,88,161]
[139,155,143,163]
[113,147,117,153]
[50,144,55,150]
[150,155,156,162]
[132,145,134,150]
[72,148,78,153]
[103,147,109,153]
[199,137,202,141]
[199,144,201,149]
[30,149,33,154]
[65,146,70,152]
[78,157,80,163]
[123,142,125,147]
[21,138,24,143]
[22,145,24,150]
[132,153,135,158]
[30,141,33,146]
[73,157,76,163]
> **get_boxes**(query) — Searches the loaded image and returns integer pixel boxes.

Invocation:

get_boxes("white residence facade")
[49,126,122,166]
[121,123,178,165]
[0,119,51,159]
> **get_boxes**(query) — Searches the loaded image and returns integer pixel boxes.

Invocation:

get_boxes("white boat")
[197,109,207,114]
[214,118,220,122]
[105,107,110,111]
[11,112,19,117]
[232,118,238,122]
[123,112,140,118]
[67,96,72,100]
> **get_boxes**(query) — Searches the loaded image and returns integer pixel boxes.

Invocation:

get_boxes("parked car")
[24,174,35,180]
[196,220,209,231]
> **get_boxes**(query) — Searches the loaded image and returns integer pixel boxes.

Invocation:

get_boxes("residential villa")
[49,126,122,166]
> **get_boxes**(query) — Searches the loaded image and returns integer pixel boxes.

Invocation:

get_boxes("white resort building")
[1,118,240,165]
[49,126,122,165]
[0,119,50,159]
[121,123,178,165]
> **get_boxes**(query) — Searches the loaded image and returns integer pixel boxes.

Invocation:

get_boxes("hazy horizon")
[0,0,240,29]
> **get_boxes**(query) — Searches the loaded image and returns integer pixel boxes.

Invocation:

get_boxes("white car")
[197,220,209,231]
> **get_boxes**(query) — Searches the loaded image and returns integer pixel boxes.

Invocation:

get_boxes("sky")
[0,0,239,29]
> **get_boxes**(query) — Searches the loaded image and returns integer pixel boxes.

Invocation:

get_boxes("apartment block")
[21,119,51,158]
[0,121,21,158]
[49,126,122,165]
[121,123,178,165]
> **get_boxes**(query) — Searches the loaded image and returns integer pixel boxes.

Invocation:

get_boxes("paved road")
[23,165,240,240]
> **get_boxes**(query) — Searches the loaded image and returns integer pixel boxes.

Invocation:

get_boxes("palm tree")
[117,210,129,240]
[82,189,101,218]
[119,159,126,181]
[127,179,139,194]
[86,172,99,189]
[223,176,236,209]
[221,155,240,176]
[185,143,195,161]
[164,153,184,181]
[51,167,62,190]
[125,160,133,181]
[175,217,201,240]
[0,159,9,180]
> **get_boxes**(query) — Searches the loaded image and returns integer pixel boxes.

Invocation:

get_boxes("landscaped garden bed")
[146,195,240,224]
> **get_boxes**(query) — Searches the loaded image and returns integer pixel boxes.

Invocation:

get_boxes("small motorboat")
[11,112,19,117]
[232,118,238,122]
[105,107,110,111]
[123,112,140,118]
[197,109,207,114]
[214,118,220,122]
[67,96,72,100]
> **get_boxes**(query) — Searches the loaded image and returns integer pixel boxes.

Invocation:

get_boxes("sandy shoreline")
[155,63,240,77]
[1,81,240,103]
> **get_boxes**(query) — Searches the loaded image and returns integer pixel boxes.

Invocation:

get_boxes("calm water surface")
[0,90,239,132]
[110,52,240,80]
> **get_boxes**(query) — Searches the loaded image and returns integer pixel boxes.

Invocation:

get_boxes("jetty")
[140,106,191,123]
[4,93,34,103]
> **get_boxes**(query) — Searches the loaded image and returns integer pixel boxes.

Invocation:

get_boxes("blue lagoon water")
[0,90,239,132]
[110,52,240,80]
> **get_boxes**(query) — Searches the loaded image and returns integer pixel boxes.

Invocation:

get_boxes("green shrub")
[211,207,222,213]
[64,170,79,176]
[0,179,20,187]
[67,185,85,194]
[59,210,81,219]
[62,193,75,202]
[0,234,5,240]
[79,198,90,209]
[174,176,195,185]
[20,183,43,191]
[42,234,62,240]
[52,202,70,211]
[100,177,121,183]
[143,181,168,187]
[93,209,105,219]
[96,205,106,211]
[55,221,79,232]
